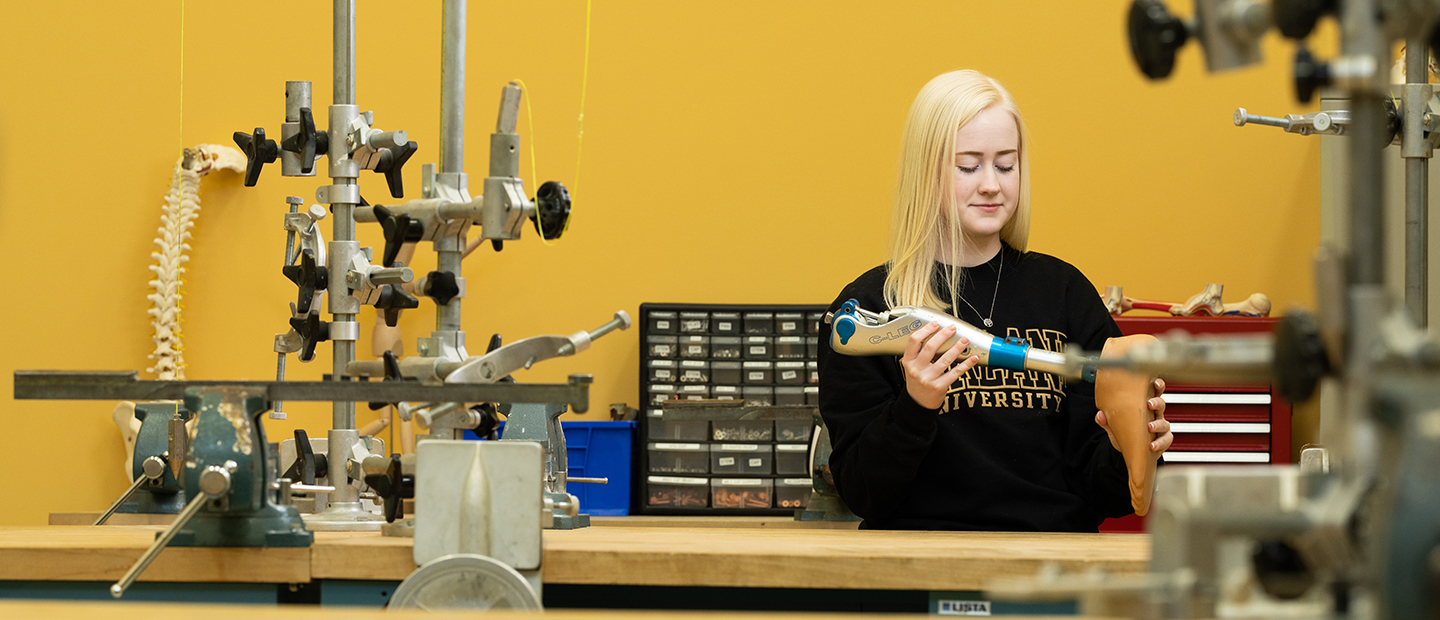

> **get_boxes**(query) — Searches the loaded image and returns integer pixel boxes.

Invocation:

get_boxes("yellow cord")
[514,0,590,247]
[575,0,591,198]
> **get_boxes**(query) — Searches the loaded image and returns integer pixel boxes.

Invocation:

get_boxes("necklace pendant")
[983,318,993,328]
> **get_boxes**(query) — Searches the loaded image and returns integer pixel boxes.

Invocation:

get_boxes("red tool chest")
[1098,316,1292,533]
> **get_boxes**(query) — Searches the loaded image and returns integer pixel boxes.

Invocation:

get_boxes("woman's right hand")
[901,323,980,410]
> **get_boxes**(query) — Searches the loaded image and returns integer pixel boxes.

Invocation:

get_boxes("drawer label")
[656,320,670,329]
[747,458,763,467]
[782,321,797,331]
[748,372,766,381]
[749,346,767,355]
[683,320,703,330]
[719,444,760,451]
[654,443,701,450]
[717,322,732,331]
[937,600,991,616]
[688,345,705,354]
[653,345,672,355]
[718,457,736,466]
[781,371,798,380]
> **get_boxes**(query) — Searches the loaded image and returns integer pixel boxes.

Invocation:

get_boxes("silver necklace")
[958,249,1002,328]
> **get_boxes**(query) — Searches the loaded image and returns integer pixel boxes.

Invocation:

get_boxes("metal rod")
[110,491,209,598]
[333,0,355,106]
[441,0,465,174]
[1404,38,1431,327]
[567,477,608,484]
[330,0,359,430]
[289,483,338,494]
[94,475,150,526]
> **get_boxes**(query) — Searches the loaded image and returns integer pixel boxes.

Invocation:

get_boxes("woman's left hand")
[1094,378,1172,455]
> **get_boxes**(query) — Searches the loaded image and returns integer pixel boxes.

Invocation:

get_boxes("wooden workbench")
[0,524,1148,592]
[0,599,1100,619]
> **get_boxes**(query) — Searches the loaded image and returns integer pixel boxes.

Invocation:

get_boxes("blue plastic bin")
[465,420,635,516]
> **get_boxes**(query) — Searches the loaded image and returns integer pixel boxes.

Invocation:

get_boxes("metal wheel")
[388,553,542,612]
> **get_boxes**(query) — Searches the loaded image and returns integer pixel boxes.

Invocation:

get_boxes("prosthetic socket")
[828,301,1160,516]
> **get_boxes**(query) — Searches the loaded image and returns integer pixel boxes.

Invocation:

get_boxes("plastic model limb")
[145,144,245,380]
[1096,334,1161,516]
[113,402,141,480]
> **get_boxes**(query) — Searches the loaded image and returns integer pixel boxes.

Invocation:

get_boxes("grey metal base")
[551,513,590,530]
[302,501,385,532]
[167,504,313,547]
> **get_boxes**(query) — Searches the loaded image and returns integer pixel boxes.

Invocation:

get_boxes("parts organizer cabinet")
[1100,315,1293,533]
[638,303,825,515]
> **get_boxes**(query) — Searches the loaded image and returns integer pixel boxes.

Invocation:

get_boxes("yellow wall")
[0,1,1328,525]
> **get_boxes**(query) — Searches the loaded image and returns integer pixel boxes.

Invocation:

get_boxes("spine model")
[145,145,244,379]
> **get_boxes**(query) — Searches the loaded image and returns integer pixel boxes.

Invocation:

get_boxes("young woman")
[817,70,1174,531]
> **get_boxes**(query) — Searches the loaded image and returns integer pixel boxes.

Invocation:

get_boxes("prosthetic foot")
[1096,334,1160,516]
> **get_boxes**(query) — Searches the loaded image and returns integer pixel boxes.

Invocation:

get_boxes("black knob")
[288,310,330,362]
[280,108,330,175]
[1273,310,1330,403]
[363,454,414,523]
[424,271,460,306]
[233,127,279,186]
[1294,46,1332,104]
[1252,540,1316,600]
[1272,0,1336,40]
[372,205,425,268]
[373,284,419,327]
[282,248,329,315]
[1127,0,1190,80]
[367,351,411,411]
[531,181,572,240]
[487,333,503,353]
[281,429,329,486]
[470,403,501,438]
[374,141,419,199]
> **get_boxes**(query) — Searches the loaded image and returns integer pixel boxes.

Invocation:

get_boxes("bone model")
[1103,284,1272,317]
[146,145,245,380]
[116,145,244,481]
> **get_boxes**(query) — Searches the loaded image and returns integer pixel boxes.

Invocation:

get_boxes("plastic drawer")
[647,475,709,508]
[647,335,677,358]
[648,311,677,334]
[712,385,741,400]
[742,386,774,406]
[710,443,773,475]
[712,419,773,442]
[774,336,806,360]
[774,443,809,474]
[775,386,806,406]
[712,478,773,509]
[743,361,773,384]
[775,419,814,443]
[743,312,774,335]
[804,386,819,406]
[678,384,710,400]
[807,312,824,334]
[678,360,710,383]
[711,336,742,359]
[775,313,805,335]
[646,414,709,441]
[807,361,818,384]
[648,442,709,474]
[711,312,741,335]
[679,335,710,359]
[776,477,812,509]
[712,361,742,384]
[648,383,676,405]
[775,361,805,384]
[647,359,677,383]
[678,311,709,334]
[743,336,773,359]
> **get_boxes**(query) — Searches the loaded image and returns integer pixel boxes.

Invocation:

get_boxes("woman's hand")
[1094,378,1172,455]
[901,322,980,410]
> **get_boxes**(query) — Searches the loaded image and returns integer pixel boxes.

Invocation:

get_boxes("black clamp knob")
[1272,0,1336,40]
[424,271,460,306]
[1127,0,1191,80]
[363,453,414,523]
[373,284,420,327]
[233,127,279,186]
[289,310,330,362]
[367,351,411,411]
[1293,46,1332,104]
[1272,310,1330,403]
[372,205,425,268]
[531,181,572,241]
[280,107,330,175]
[1251,540,1315,600]
[374,141,419,199]
[280,429,329,486]
[282,248,329,315]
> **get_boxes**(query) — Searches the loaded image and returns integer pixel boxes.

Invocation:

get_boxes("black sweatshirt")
[817,243,1133,532]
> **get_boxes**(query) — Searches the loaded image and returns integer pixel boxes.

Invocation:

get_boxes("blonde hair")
[883,70,1031,312]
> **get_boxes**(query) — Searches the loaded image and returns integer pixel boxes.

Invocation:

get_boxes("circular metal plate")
[388,554,542,611]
